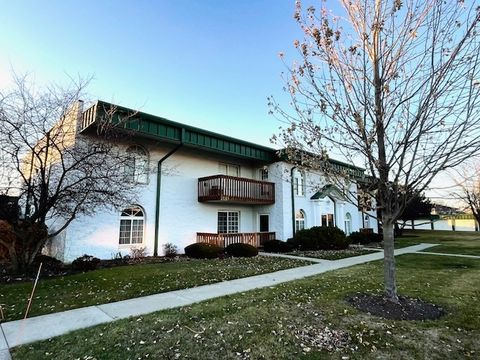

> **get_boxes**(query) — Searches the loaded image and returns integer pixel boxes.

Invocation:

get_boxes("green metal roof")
[310,184,347,201]
[276,148,365,177]
[80,101,276,162]
[80,100,367,172]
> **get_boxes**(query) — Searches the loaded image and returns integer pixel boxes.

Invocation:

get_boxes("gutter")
[153,138,184,256]
[290,166,297,238]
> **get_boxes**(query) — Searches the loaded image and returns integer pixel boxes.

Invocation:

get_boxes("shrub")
[31,254,63,274]
[263,239,294,253]
[348,231,382,245]
[130,247,146,259]
[109,252,129,266]
[294,226,350,250]
[71,254,100,272]
[225,243,258,257]
[348,231,368,245]
[163,243,178,258]
[184,242,222,259]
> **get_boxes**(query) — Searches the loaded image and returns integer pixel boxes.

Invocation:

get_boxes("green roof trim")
[80,100,367,171]
[276,149,365,177]
[81,101,276,162]
[310,184,347,201]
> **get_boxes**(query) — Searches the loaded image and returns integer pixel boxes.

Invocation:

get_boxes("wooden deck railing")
[198,175,275,204]
[196,232,276,248]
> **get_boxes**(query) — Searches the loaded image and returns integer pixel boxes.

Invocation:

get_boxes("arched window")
[119,206,145,245]
[125,145,149,184]
[364,214,370,228]
[344,212,352,235]
[295,210,306,232]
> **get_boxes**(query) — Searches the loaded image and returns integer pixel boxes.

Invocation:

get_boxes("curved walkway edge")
[416,251,480,259]
[0,243,437,356]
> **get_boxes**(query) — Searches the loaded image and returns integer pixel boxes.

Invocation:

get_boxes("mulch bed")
[347,293,444,321]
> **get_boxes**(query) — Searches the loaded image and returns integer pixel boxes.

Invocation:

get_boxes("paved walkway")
[0,243,436,359]
[258,252,328,262]
[416,251,480,259]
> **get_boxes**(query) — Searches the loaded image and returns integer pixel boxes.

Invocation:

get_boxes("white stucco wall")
[49,137,377,262]
[57,142,268,261]
[269,162,377,240]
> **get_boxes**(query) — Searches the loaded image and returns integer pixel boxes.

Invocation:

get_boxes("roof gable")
[310,184,347,201]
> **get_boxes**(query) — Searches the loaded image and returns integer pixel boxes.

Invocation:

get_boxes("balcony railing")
[198,175,275,204]
[197,232,276,248]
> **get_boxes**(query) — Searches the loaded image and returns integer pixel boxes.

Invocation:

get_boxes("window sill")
[118,243,144,248]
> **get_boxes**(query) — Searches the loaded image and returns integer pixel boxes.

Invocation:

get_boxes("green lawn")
[286,248,379,260]
[0,256,310,322]
[395,230,480,255]
[12,253,480,359]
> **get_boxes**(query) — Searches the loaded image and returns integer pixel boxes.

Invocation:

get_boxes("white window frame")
[219,163,240,177]
[258,168,269,181]
[119,206,145,246]
[344,212,352,235]
[217,210,240,234]
[295,210,306,232]
[125,145,149,184]
[321,213,335,227]
[294,171,305,196]
[364,214,370,228]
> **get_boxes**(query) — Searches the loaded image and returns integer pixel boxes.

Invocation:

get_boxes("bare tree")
[0,74,139,273]
[270,0,480,301]
[452,163,480,227]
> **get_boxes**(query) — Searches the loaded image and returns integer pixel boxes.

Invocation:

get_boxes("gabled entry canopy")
[310,184,347,201]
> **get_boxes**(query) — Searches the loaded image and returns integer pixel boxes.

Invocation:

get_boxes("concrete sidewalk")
[258,252,328,262]
[417,251,480,259]
[0,243,436,356]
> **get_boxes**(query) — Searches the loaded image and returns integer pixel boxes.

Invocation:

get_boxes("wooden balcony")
[198,175,275,204]
[197,232,276,248]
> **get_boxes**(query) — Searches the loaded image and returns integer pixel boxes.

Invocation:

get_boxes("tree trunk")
[383,220,398,302]
[473,213,480,232]
[7,244,20,274]
[394,222,403,237]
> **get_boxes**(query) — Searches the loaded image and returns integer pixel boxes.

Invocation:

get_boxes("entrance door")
[322,197,335,227]
[259,214,270,245]
[259,214,269,232]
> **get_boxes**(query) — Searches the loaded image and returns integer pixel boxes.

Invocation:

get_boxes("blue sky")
[0,0,313,147]
[0,1,464,205]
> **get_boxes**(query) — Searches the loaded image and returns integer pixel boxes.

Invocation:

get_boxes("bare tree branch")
[0,74,140,273]
[270,0,480,301]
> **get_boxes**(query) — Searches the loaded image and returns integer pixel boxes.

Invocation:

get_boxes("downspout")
[153,135,184,256]
[290,166,297,238]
